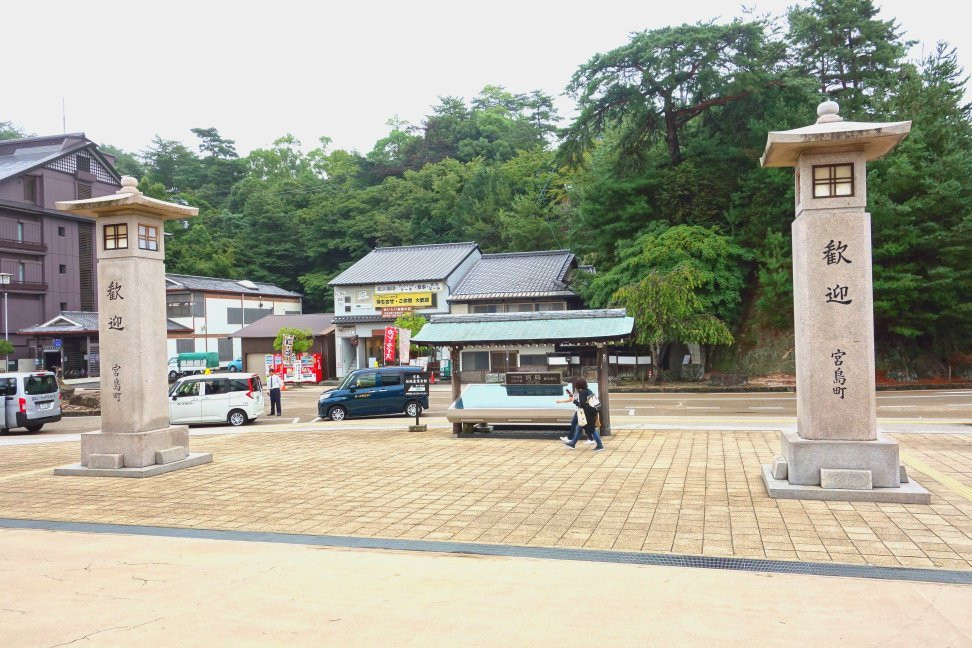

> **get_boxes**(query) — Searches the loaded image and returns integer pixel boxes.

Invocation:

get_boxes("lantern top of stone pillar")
[55,175,199,220]
[760,100,911,168]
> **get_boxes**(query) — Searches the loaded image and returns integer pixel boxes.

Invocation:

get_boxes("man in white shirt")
[268,368,283,416]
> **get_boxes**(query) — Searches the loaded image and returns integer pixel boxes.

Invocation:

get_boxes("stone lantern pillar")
[54,177,212,477]
[759,101,928,503]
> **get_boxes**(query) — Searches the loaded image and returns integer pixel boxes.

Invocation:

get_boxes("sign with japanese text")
[383,326,398,363]
[375,283,441,294]
[374,292,433,308]
[506,372,562,385]
[398,328,411,364]
[404,371,430,395]
[381,306,413,319]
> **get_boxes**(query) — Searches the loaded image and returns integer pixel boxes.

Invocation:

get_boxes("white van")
[0,371,62,433]
[168,372,264,427]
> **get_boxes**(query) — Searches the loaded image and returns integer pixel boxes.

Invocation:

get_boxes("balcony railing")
[0,237,47,253]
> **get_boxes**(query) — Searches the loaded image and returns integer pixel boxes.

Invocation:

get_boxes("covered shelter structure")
[412,309,634,434]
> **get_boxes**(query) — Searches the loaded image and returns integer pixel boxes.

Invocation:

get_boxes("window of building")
[76,155,91,173]
[508,303,534,313]
[490,351,519,372]
[812,163,854,198]
[58,226,66,237]
[138,224,159,251]
[519,354,548,367]
[103,224,127,250]
[23,176,37,203]
[59,264,66,274]
[227,307,272,325]
[536,302,565,311]
[166,295,192,317]
[217,337,234,362]
[59,302,68,311]
[76,181,92,200]
[17,262,24,282]
[16,222,24,242]
[460,351,490,371]
[176,338,194,353]
[471,304,500,314]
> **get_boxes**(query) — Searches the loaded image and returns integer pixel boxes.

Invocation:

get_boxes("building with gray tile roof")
[329,242,480,286]
[165,274,301,298]
[449,250,580,302]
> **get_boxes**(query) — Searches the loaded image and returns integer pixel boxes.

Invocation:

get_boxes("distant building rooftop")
[450,250,578,302]
[165,274,301,298]
[329,242,480,286]
[231,313,335,338]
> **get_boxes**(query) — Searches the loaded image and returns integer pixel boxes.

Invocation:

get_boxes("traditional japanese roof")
[332,314,395,325]
[18,311,192,335]
[412,309,634,346]
[329,242,480,286]
[449,250,578,302]
[231,313,335,338]
[761,101,911,168]
[165,273,302,298]
[0,133,121,184]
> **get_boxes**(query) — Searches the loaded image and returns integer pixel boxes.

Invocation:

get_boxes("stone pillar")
[53,177,212,477]
[759,101,927,503]
[450,345,463,435]
[596,345,611,435]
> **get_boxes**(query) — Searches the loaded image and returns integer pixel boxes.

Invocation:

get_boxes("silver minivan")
[0,371,62,433]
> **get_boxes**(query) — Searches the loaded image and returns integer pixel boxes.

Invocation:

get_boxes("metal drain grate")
[1,517,969,585]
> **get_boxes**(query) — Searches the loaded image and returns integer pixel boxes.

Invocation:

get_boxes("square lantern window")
[104,224,128,250]
[138,224,159,251]
[812,163,854,198]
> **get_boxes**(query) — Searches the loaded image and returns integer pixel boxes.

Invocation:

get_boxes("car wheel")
[168,371,178,382]
[405,401,422,418]
[227,409,248,427]
[25,423,43,433]
[328,406,348,422]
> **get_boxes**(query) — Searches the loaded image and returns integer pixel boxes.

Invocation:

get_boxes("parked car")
[318,366,429,422]
[169,372,264,427]
[0,371,62,433]
[226,358,243,372]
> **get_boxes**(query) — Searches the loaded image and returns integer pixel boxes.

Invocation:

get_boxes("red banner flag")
[383,326,398,363]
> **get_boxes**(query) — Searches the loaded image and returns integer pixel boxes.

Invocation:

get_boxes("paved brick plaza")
[1,425,970,570]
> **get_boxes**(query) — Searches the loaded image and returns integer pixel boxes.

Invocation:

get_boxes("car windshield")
[337,373,355,390]
[24,374,57,395]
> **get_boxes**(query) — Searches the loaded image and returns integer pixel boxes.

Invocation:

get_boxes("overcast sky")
[4,0,968,156]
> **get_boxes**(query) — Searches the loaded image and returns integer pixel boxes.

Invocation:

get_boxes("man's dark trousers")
[269,388,282,415]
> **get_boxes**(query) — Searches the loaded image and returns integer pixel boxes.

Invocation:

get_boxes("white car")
[168,372,264,426]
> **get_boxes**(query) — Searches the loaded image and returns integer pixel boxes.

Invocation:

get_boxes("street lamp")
[0,272,10,371]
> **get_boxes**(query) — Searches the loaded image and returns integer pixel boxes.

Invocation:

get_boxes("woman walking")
[557,377,604,452]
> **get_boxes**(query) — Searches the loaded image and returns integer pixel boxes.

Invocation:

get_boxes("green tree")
[563,19,785,166]
[99,143,146,178]
[0,340,14,356]
[273,327,314,354]
[787,0,909,117]
[0,121,29,140]
[613,264,734,380]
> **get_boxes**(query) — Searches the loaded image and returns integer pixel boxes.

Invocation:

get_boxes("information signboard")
[505,371,562,385]
[404,371,430,395]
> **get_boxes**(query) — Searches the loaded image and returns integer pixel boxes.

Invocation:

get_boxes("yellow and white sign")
[374,292,433,308]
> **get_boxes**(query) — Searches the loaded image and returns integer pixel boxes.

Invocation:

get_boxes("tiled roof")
[450,250,577,301]
[231,313,335,338]
[329,243,480,286]
[19,311,192,334]
[0,134,119,184]
[332,314,395,325]
[412,309,633,345]
[165,273,301,298]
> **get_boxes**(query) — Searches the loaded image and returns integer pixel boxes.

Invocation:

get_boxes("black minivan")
[318,366,430,421]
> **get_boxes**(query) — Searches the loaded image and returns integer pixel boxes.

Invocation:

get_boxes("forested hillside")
[4,0,968,373]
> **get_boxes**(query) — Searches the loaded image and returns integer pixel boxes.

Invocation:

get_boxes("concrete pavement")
[1,527,970,647]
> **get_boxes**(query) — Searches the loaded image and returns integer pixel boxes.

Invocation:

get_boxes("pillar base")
[54,452,212,478]
[761,465,930,504]
[782,429,900,487]
[78,426,191,468]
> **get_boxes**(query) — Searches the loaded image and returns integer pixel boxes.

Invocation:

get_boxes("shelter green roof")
[412,309,633,346]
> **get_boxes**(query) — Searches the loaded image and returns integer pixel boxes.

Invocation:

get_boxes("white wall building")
[329,243,481,378]
[165,274,302,363]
